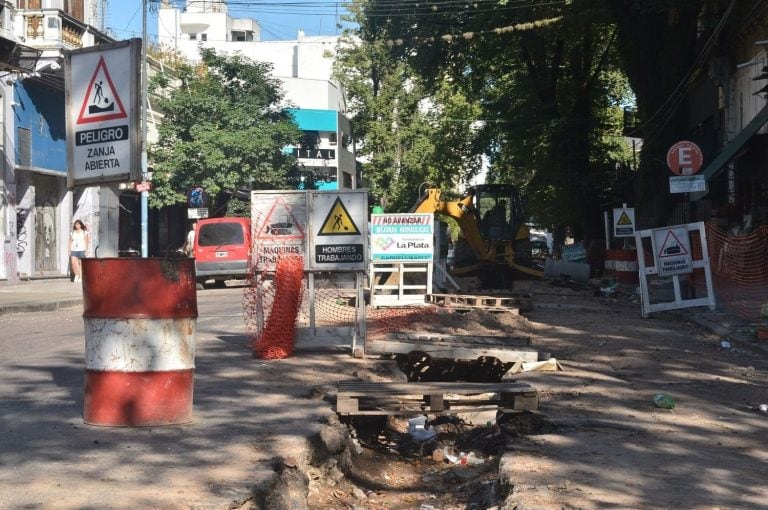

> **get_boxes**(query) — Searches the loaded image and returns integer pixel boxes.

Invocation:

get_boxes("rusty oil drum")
[82,258,198,426]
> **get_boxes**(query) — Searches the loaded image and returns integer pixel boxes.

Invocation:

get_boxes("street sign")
[187,186,210,208]
[65,39,141,187]
[251,191,307,271]
[370,214,434,262]
[309,191,367,271]
[613,207,635,238]
[669,175,707,193]
[666,141,703,176]
[652,226,693,277]
[187,208,209,219]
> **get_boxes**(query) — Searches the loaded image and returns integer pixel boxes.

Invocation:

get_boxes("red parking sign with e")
[667,141,703,176]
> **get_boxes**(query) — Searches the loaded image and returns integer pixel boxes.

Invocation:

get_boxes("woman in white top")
[69,220,90,283]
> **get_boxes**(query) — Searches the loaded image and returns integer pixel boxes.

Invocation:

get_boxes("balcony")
[20,9,111,51]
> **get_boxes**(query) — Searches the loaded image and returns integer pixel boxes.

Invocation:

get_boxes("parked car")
[192,217,251,289]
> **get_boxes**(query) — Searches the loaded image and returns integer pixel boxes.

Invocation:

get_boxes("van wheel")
[196,279,205,291]
[214,279,226,288]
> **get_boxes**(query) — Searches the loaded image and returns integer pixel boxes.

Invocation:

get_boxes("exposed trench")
[256,409,557,510]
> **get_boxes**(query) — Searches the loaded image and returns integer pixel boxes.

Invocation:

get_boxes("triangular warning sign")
[616,212,633,226]
[255,197,305,240]
[658,230,689,258]
[76,56,128,125]
[318,197,360,236]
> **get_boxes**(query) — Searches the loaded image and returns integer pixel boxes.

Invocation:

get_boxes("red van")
[192,217,251,288]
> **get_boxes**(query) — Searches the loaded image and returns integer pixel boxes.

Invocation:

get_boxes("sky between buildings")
[104,0,352,43]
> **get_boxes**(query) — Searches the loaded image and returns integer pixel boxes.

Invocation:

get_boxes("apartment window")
[189,33,197,40]
[201,33,207,41]
[17,127,31,167]
[328,132,337,145]
[231,30,254,42]
[63,0,84,21]
[18,0,43,9]
[299,131,320,149]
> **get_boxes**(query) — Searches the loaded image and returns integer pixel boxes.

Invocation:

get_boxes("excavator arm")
[412,187,544,280]
[412,188,490,260]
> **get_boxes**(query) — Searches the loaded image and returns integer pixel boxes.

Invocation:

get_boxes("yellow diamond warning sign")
[318,197,361,236]
[613,207,635,238]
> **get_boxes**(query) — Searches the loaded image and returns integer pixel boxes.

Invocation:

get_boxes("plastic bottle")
[653,394,676,409]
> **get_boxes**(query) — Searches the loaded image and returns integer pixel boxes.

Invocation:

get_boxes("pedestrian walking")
[69,220,90,282]
[185,222,197,256]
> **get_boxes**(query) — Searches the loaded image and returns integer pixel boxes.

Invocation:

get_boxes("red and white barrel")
[605,249,639,284]
[82,258,198,426]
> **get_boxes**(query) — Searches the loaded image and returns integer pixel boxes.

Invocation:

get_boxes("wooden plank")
[337,380,535,395]
[428,393,444,412]
[391,332,531,346]
[335,379,539,416]
[426,293,534,312]
[365,332,539,363]
[335,396,359,414]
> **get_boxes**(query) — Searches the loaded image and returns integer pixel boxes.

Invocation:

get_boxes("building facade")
[686,8,768,230]
[157,0,359,191]
[0,0,116,281]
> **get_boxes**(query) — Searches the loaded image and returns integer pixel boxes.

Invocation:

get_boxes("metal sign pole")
[140,0,148,257]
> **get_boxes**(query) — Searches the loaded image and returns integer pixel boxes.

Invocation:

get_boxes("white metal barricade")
[635,221,716,318]
[369,261,432,307]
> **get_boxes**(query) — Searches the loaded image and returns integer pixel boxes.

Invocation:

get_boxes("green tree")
[335,2,484,213]
[149,48,301,214]
[342,0,633,246]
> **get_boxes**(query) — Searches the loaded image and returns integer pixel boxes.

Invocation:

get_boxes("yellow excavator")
[412,184,544,286]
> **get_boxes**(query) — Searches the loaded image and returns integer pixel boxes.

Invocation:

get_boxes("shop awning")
[691,102,768,200]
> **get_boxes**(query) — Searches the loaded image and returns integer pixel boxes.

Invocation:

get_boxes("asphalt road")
[0,285,360,509]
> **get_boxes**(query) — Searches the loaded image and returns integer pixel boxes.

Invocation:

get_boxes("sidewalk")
[0,277,83,315]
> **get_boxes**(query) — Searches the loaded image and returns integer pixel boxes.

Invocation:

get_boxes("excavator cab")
[473,184,526,242]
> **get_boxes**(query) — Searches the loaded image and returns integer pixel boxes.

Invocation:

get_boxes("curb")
[0,299,83,316]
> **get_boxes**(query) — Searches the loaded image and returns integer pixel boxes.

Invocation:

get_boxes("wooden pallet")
[336,380,539,416]
[426,293,534,312]
[366,332,539,364]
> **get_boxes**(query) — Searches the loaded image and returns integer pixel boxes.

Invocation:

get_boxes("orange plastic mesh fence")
[698,223,768,320]
[249,255,305,359]
[243,256,443,355]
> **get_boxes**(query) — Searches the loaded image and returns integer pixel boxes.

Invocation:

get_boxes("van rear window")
[198,223,245,247]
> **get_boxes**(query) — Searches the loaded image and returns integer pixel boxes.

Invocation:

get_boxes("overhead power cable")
[626,0,736,141]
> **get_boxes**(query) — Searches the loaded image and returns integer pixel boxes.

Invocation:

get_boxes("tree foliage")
[339,0,634,242]
[148,48,301,213]
[335,3,484,213]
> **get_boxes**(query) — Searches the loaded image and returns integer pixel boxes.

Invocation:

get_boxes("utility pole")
[140,0,149,257]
